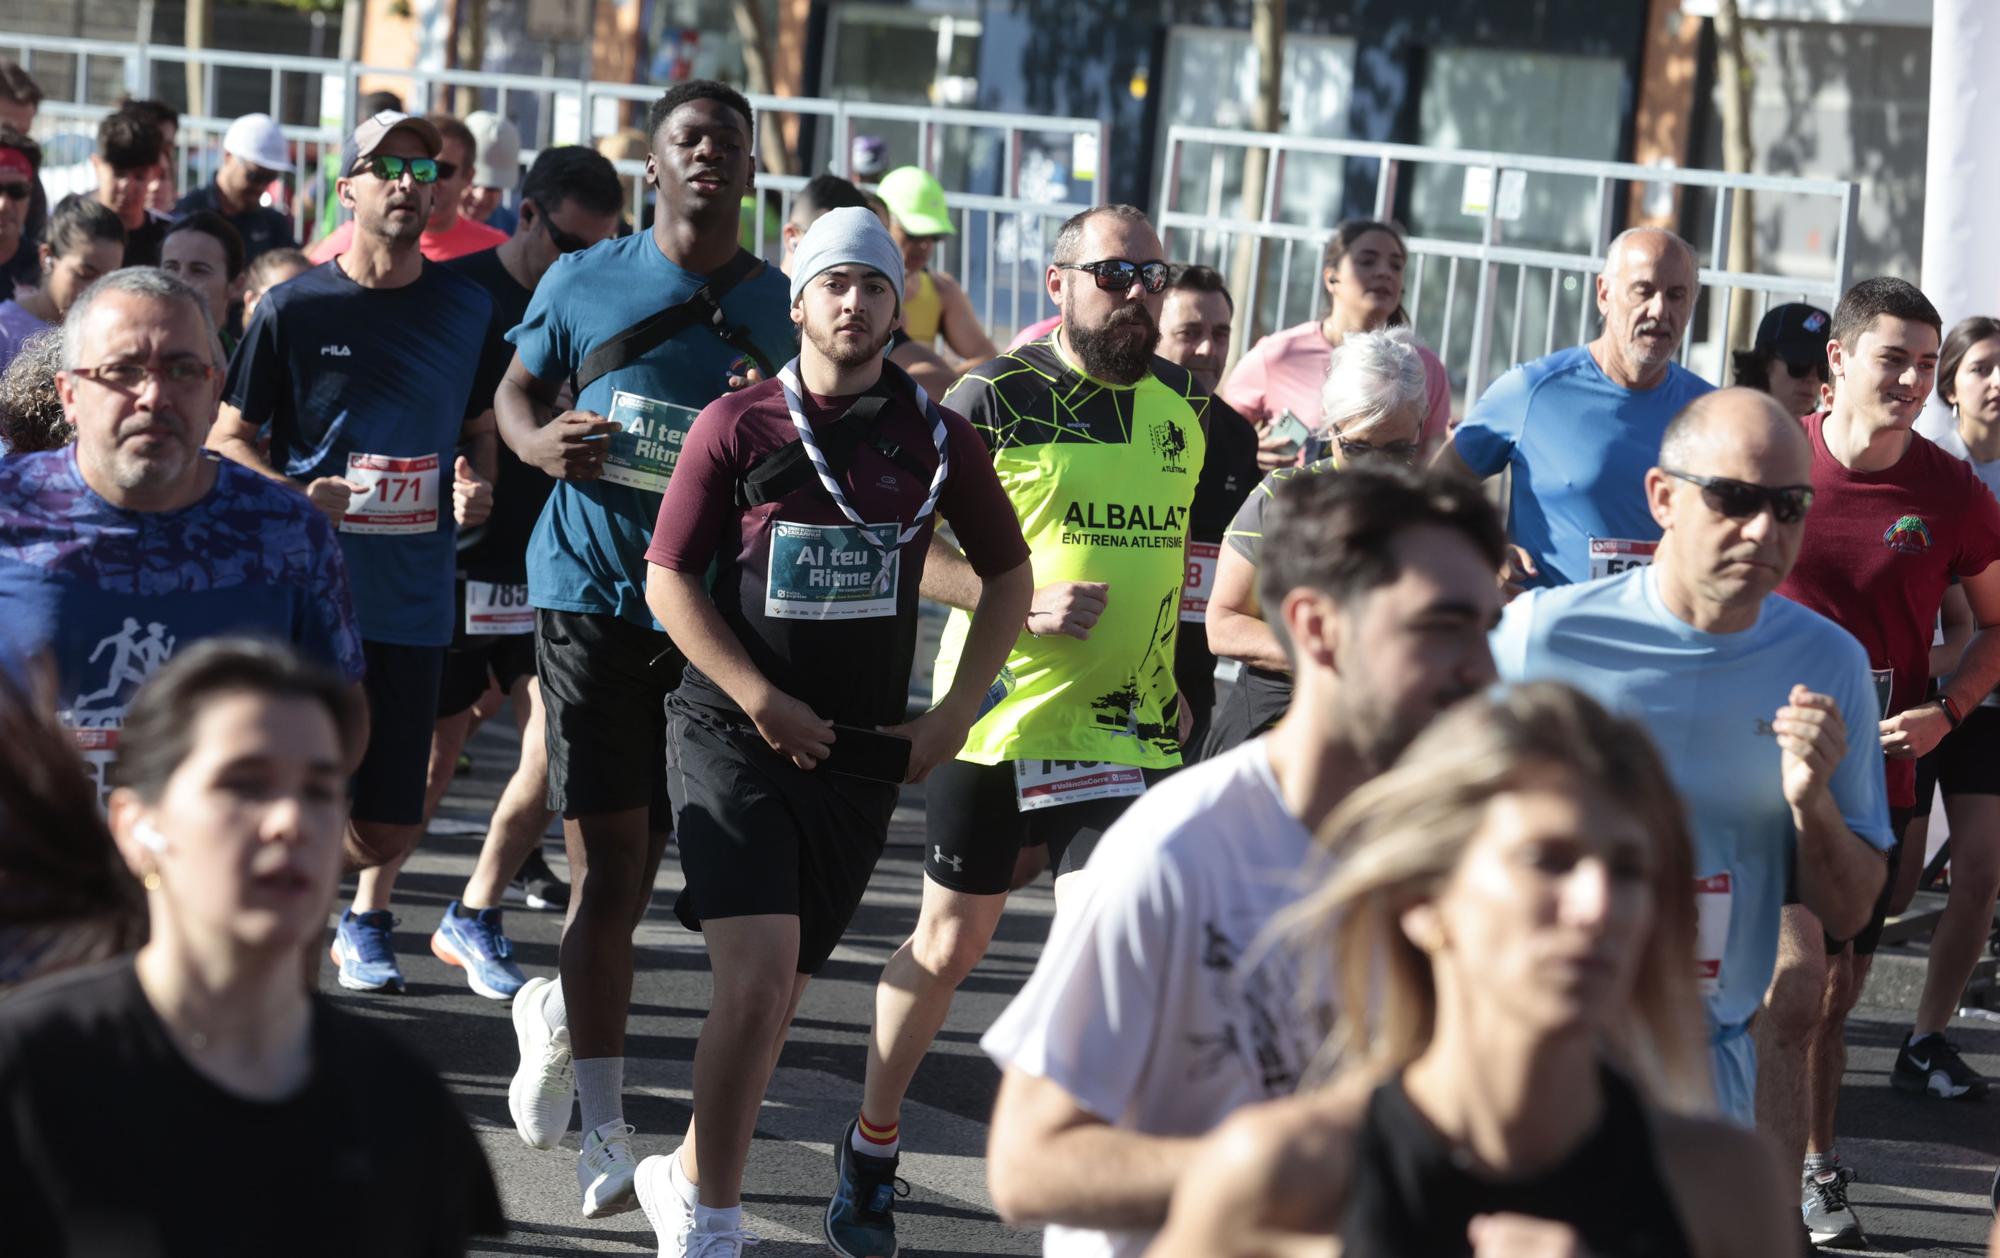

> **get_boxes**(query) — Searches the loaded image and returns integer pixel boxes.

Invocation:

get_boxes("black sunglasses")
[1334,434,1422,466]
[1779,359,1828,381]
[244,165,283,187]
[0,180,30,201]
[1663,468,1814,524]
[1058,258,1169,294]
[529,201,594,254]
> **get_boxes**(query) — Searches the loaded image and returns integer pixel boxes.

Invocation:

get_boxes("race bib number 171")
[341,452,440,535]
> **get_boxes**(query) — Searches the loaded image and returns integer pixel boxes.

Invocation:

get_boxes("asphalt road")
[324,715,2000,1257]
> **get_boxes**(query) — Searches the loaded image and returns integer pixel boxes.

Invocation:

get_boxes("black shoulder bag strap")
[571,249,771,397]
[737,391,929,508]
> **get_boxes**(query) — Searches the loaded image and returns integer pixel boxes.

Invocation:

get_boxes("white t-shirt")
[980,739,1333,1258]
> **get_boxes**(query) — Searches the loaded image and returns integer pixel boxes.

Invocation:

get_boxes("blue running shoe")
[431,902,528,1000]
[825,1118,906,1258]
[330,908,404,992]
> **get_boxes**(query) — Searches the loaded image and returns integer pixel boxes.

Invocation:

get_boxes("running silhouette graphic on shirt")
[70,618,177,720]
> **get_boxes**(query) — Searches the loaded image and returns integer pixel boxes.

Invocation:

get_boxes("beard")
[805,318,896,371]
[1066,302,1160,385]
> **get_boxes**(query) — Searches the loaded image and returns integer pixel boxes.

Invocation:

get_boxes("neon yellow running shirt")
[932,336,1208,767]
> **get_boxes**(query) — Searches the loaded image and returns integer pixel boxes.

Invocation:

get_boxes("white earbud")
[134,820,168,854]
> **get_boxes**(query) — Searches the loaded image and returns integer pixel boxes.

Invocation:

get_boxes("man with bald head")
[1491,386,1894,1132]
[1444,227,1712,589]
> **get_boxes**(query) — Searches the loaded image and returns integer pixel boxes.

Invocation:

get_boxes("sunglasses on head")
[1058,258,1170,294]
[353,154,440,184]
[1664,468,1813,524]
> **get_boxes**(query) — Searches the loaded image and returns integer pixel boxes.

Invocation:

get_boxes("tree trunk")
[1230,0,1284,347]
[183,0,212,118]
[732,0,792,176]
[454,0,489,118]
[1714,0,1757,354]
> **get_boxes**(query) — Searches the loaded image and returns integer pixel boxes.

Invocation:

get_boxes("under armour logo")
[320,344,353,357]
[933,846,964,872]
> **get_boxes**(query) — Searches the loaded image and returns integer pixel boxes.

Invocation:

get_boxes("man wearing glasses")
[0,267,364,799]
[0,125,42,297]
[173,113,297,266]
[1440,227,1713,591]
[1490,386,1895,1157]
[825,204,1207,1258]
[308,114,508,266]
[206,110,499,994]
[1764,278,2000,1249]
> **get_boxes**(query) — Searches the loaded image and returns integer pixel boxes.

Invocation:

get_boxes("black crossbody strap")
[571,250,767,396]
[737,392,932,508]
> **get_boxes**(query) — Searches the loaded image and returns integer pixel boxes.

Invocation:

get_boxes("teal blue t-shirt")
[508,232,795,626]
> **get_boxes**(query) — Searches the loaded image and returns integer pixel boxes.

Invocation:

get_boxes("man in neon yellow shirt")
[823,204,1205,1258]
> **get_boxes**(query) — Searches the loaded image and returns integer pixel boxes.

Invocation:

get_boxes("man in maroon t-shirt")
[1763,277,2000,1247]
[634,207,1032,1249]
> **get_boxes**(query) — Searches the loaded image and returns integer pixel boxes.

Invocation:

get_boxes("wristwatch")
[1938,693,1964,729]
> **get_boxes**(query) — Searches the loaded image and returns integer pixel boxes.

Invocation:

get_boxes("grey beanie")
[789,206,905,307]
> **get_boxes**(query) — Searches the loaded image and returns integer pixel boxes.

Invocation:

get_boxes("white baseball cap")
[223,113,295,173]
[464,111,522,189]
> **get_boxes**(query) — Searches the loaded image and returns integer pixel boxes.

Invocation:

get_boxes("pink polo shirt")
[1219,320,1453,451]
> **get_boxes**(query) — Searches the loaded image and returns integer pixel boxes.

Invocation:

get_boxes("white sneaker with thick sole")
[507,976,574,1150]
[636,1152,697,1257]
[578,1120,639,1218]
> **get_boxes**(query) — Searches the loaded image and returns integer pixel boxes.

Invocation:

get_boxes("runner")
[1733,301,1832,420]
[0,639,505,1252]
[1762,278,2000,1248]
[89,109,169,267]
[170,112,297,264]
[241,246,310,325]
[632,205,1031,1258]
[1145,683,1794,1258]
[875,165,998,366]
[492,80,795,1219]
[1490,388,1894,1157]
[0,267,364,803]
[460,110,523,232]
[0,124,43,298]
[982,465,1504,1258]
[1156,263,1258,762]
[2,193,125,375]
[117,97,180,215]
[330,144,627,1001]
[1204,327,1431,755]
[0,65,43,294]
[1219,219,1452,468]
[309,113,510,265]
[206,111,499,993]
[159,211,246,350]
[825,203,1206,1258]
[1440,227,1712,589]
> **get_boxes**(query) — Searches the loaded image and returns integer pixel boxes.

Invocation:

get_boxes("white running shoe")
[578,1120,639,1217]
[687,1225,759,1257]
[508,975,574,1150]
[636,1152,697,1257]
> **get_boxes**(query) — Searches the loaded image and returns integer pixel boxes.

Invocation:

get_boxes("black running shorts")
[351,640,446,827]
[664,697,899,974]
[923,757,1159,896]
[535,608,678,828]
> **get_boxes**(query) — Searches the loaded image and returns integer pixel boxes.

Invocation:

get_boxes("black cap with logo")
[1754,302,1833,367]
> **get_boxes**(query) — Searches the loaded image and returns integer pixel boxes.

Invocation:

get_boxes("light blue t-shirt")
[1492,565,1893,1040]
[1454,345,1713,589]
[508,232,796,627]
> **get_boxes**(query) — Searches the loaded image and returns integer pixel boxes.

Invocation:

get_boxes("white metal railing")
[1158,125,1860,404]
[1,32,1102,345]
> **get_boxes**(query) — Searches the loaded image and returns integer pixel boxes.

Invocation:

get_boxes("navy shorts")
[351,640,446,826]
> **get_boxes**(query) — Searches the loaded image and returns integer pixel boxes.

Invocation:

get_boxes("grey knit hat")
[789,206,905,307]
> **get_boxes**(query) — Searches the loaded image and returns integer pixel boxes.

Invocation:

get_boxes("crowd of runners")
[0,63,1995,1258]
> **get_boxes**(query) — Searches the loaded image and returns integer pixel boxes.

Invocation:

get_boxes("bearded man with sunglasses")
[208,110,500,990]
[173,113,296,265]
[1491,386,1895,1141]
[824,203,1208,1258]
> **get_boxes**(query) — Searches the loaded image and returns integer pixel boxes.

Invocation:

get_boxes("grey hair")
[61,266,217,372]
[1051,203,1154,266]
[1602,227,1698,284]
[1322,326,1429,438]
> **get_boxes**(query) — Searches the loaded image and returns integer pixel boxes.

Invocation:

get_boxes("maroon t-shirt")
[647,367,1028,727]
[1777,411,2000,806]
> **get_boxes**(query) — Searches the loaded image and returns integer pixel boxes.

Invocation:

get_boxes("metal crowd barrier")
[1157,124,1860,402]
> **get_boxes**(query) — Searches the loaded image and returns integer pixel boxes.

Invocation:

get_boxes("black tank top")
[1336,1063,1693,1257]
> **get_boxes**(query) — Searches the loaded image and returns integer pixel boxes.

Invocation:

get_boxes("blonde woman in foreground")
[1145,682,1795,1258]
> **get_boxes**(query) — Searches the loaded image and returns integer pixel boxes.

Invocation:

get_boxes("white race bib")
[1181,541,1220,624]
[341,452,441,535]
[765,521,900,620]
[1588,537,1657,580]
[1013,759,1146,812]
[601,391,699,493]
[465,581,533,636]
[1694,871,1733,997]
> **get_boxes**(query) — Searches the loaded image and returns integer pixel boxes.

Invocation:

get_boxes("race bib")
[1181,542,1220,624]
[1694,871,1733,997]
[1871,667,1893,719]
[67,724,120,807]
[341,452,440,535]
[1588,537,1657,580]
[1013,759,1146,812]
[601,390,699,493]
[465,581,533,636]
[765,521,900,620]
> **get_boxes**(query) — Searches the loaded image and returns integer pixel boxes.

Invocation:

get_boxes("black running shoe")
[825,1118,906,1258]
[508,848,571,913]
[1890,1032,1990,1100]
